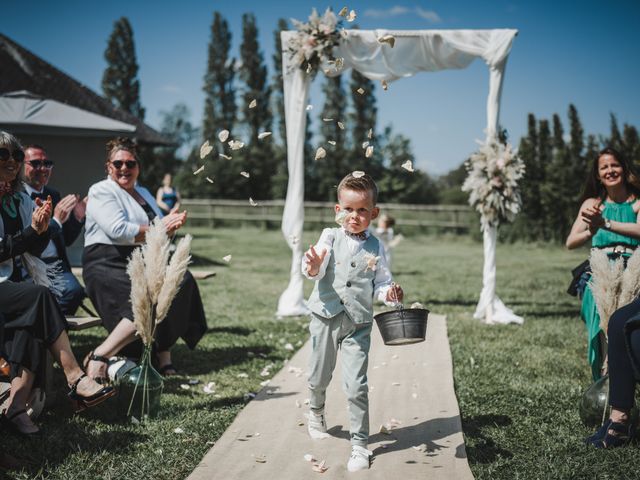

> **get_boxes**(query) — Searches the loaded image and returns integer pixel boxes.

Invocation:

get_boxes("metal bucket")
[374,308,429,346]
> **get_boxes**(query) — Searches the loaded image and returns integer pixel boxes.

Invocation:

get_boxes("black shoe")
[0,409,40,436]
[68,374,116,413]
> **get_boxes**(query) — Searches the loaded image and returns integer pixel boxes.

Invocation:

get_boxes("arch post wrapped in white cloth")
[277,28,522,325]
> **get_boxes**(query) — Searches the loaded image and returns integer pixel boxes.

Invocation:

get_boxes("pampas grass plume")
[156,235,192,324]
[590,250,624,333]
[620,249,640,308]
[127,247,153,345]
[143,219,170,305]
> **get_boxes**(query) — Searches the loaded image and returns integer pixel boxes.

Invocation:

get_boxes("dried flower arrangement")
[462,139,525,231]
[287,8,342,76]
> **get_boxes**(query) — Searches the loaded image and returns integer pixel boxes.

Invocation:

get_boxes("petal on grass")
[223,254,232,263]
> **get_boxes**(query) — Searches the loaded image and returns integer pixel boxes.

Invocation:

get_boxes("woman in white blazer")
[82,138,207,381]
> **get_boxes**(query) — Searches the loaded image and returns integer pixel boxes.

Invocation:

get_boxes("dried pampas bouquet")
[127,219,192,345]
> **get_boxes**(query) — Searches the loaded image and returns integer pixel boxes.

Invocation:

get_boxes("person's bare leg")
[156,350,176,375]
[48,331,103,397]
[86,318,137,380]
[5,368,38,434]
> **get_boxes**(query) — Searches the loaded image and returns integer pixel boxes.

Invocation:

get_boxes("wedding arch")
[276,25,522,325]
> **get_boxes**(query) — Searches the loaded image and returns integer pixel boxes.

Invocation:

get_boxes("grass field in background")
[7,227,640,479]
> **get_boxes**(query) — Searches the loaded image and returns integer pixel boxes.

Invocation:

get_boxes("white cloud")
[363,5,441,23]
[415,7,441,23]
[159,84,182,94]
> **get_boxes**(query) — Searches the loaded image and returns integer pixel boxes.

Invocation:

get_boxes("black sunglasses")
[111,160,138,169]
[26,160,55,169]
[0,147,25,163]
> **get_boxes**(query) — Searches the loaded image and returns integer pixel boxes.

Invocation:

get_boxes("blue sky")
[5,0,640,174]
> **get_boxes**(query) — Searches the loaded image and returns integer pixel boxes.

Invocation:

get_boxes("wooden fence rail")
[181,199,475,232]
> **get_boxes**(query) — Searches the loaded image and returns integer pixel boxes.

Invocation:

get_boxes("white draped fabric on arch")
[276,28,523,325]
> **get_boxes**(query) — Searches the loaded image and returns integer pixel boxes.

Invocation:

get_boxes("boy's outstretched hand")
[386,283,404,304]
[305,245,327,277]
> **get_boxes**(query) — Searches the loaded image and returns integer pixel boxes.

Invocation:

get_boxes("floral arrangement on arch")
[288,8,342,76]
[462,139,525,231]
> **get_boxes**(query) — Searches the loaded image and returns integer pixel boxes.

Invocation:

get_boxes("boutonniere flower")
[364,253,380,272]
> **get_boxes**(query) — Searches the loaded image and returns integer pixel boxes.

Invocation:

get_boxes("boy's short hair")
[337,172,378,204]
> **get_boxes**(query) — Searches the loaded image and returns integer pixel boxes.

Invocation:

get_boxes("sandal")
[0,409,40,436]
[68,374,116,413]
[586,418,635,448]
[83,351,110,384]
[158,364,178,376]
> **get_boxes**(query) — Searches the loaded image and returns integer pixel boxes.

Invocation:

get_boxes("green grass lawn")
[6,227,639,479]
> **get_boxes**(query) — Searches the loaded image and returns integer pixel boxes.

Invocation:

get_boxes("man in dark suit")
[22,144,86,315]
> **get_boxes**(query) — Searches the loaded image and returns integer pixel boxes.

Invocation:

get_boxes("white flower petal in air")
[337,121,345,130]
[249,99,257,109]
[338,6,348,16]
[378,34,396,48]
[306,63,313,74]
[219,153,232,160]
[240,171,250,178]
[335,57,344,70]
[367,128,373,139]
[193,165,205,175]
[206,177,214,184]
[200,141,213,159]
[365,145,374,158]
[322,118,334,122]
[258,131,272,139]
[223,254,232,263]
[327,140,336,146]
[305,104,313,111]
[352,170,365,178]
[335,209,349,226]
[249,197,258,207]
[346,9,357,22]
[362,141,369,149]
[315,147,326,161]
[228,140,245,150]
[401,160,415,172]
[356,87,365,95]
[381,80,389,90]
[218,130,230,143]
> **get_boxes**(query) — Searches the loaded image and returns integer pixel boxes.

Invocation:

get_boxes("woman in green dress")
[566,147,640,380]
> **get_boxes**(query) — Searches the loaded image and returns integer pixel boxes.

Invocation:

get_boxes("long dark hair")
[580,147,640,202]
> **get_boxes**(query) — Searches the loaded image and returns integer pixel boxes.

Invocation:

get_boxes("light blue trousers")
[308,311,372,447]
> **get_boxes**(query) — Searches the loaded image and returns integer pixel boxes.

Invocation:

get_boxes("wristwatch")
[604,219,612,230]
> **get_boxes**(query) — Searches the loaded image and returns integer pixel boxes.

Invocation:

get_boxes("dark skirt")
[82,244,207,358]
[0,281,68,380]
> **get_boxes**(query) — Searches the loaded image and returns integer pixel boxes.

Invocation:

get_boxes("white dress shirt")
[301,227,399,305]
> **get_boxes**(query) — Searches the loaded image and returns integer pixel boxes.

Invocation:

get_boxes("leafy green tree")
[102,17,145,119]
[377,126,438,204]
[238,13,273,199]
[436,162,468,205]
[609,113,623,151]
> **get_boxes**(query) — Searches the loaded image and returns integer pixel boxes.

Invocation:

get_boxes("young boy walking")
[302,172,404,472]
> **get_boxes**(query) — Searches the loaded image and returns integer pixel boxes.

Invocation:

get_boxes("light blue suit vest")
[307,228,380,325]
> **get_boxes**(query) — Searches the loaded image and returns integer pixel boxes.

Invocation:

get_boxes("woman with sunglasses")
[82,137,207,381]
[0,131,114,435]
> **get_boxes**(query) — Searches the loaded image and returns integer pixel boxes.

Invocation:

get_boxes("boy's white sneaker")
[347,445,372,472]
[307,411,330,439]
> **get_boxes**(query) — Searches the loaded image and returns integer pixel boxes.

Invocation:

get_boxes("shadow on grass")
[426,299,478,307]
[168,344,276,376]
[191,253,226,267]
[461,414,513,464]
[206,326,254,336]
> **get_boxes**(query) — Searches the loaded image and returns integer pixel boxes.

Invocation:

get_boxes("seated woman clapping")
[82,137,207,381]
[0,131,114,435]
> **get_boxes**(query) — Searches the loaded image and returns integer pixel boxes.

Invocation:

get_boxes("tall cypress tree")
[515,114,543,239]
[200,11,237,199]
[239,13,273,199]
[349,70,382,178]
[102,17,145,119]
[270,18,289,199]
[622,124,640,164]
[609,113,623,151]
[314,75,348,201]
[536,119,553,239]
[202,12,236,140]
